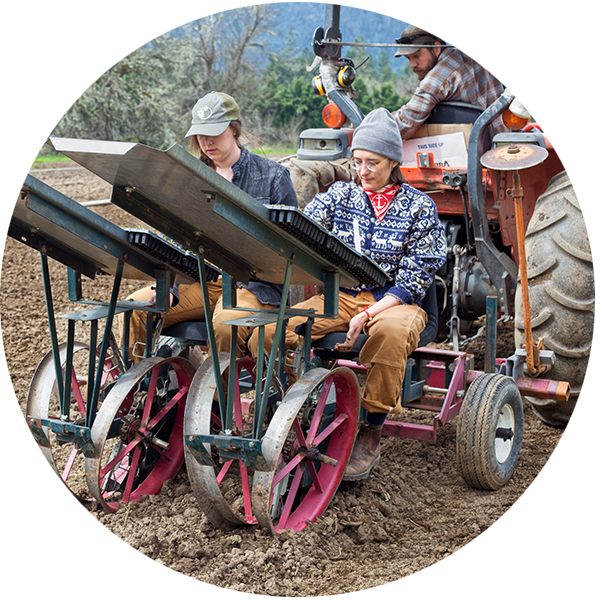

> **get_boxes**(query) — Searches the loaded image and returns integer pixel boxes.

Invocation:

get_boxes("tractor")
[282,4,593,427]
[15,7,591,531]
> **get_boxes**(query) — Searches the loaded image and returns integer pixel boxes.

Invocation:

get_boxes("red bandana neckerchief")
[363,183,399,222]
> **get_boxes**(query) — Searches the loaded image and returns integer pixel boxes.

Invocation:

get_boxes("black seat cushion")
[161,320,208,344]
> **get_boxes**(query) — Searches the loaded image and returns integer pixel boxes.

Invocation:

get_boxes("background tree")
[51,5,416,151]
[184,5,277,99]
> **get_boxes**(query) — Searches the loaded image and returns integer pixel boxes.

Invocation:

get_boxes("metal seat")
[423,101,491,151]
[424,101,483,125]
[161,320,208,346]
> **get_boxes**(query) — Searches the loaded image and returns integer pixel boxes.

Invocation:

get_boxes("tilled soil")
[1,163,564,596]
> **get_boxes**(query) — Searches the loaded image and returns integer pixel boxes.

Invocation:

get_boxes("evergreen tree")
[50,6,417,151]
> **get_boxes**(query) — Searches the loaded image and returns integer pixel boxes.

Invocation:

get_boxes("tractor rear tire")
[515,171,594,427]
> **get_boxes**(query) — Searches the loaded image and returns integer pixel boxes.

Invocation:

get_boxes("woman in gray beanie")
[351,106,404,169]
[251,107,446,480]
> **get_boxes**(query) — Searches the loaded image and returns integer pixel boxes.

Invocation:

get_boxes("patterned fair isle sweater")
[304,180,447,305]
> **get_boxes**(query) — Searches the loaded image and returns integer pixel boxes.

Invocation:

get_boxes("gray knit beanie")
[351,108,403,164]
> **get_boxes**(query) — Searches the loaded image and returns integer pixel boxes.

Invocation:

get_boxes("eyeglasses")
[395,34,441,46]
[351,157,389,172]
[395,34,421,45]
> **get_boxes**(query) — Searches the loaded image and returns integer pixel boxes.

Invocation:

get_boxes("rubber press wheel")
[252,367,360,534]
[456,373,524,490]
[85,355,195,512]
[184,353,282,530]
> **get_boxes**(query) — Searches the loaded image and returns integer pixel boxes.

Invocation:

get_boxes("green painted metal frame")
[484,296,498,374]
[32,245,125,455]
[109,190,350,467]
[43,137,389,472]
[184,253,337,470]
[11,176,191,457]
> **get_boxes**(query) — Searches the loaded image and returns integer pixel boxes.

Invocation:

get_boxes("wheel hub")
[494,403,516,463]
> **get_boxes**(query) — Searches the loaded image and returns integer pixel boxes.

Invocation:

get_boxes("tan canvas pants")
[248,290,427,414]
[212,287,280,357]
[119,280,222,364]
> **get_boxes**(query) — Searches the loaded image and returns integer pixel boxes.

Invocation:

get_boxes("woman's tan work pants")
[248,290,427,415]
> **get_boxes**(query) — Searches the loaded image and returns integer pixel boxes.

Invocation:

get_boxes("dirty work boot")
[343,421,383,481]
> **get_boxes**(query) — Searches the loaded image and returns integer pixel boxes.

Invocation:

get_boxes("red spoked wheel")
[25,342,121,496]
[252,367,359,534]
[184,353,282,530]
[85,355,195,512]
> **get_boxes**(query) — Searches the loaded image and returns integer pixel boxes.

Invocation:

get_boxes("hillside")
[277,3,409,48]
[269,3,410,72]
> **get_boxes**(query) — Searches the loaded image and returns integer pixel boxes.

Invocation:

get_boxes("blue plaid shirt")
[233,147,298,305]
[232,146,298,208]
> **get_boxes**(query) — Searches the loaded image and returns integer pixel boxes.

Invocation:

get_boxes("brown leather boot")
[343,421,383,481]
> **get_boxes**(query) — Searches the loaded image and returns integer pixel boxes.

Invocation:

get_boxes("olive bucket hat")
[185,91,240,137]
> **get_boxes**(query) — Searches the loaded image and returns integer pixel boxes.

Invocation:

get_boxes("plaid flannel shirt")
[393,48,506,139]
[233,146,298,306]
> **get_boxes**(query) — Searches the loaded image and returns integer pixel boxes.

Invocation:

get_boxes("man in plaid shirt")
[393,25,507,139]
